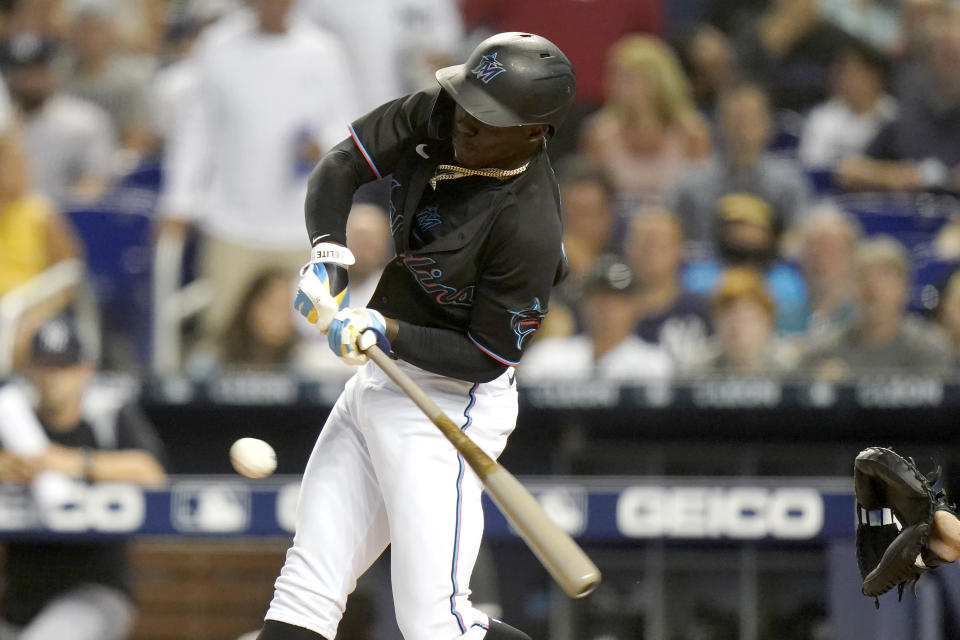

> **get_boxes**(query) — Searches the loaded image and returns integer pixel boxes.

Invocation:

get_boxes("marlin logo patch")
[403,256,475,307]
[471,52,507,84]
[415,205,442,231]
[509,298,545,349]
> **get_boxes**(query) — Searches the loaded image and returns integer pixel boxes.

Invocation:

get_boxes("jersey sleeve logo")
[402,256,475,307]
[471,52,507,84]
[509,298,545,349]
[388,179,404,236]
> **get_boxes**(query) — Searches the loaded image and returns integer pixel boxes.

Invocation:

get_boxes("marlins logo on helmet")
[471,52,507,83]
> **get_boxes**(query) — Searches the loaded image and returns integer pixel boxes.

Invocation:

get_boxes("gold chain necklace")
[429,161,531,190]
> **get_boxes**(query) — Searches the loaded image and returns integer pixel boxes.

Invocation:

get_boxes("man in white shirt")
[296,0,464,112]
[158,0,359,339]
[799,42,897,169]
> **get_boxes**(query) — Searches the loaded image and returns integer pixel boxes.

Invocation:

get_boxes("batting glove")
[327,308,390,366]
[294,241,355,333]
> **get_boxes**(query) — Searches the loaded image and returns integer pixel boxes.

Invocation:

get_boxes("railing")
[0,259,94,376]
[151,228,212,375]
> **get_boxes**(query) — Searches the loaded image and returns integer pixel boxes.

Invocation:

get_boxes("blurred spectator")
[215,269,298,371]
[0,0,68,40]
[97,0,168,55]
[148,0,237,143]
[60,0,154,156]
[707,0,855,112]
[675,24,739,119]
[344,203,393,308]
[801,235,953,379]
[0,32,116,207]
[158,0,358,342]
[541,156,618,337]
[187,268,318,378]
[580,35,711,211]
[299,0,463,112]
[836,6,960,193]
[625,207,711,368]
[0,127,79,294]
[934,268,960,364]
[797,205,861,339]
[0,126,82,369]
[683,193,808,334]
[683,268,795,377]
[816,0,901,55]
[0,72,10,131]
[899,0,944,65]
[460,0,664,157]
[798,41,897,170]
[665,82,812,256]
[519,257,672,382]
[0,314,166,640]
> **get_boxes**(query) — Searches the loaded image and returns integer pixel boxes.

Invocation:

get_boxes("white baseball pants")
[265,359,517,640]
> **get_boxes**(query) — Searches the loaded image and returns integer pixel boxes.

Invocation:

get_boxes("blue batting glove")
[327,308,389,365]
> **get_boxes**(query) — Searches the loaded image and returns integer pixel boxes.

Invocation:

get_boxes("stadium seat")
[65,206,153,368]
[834,192,960,313]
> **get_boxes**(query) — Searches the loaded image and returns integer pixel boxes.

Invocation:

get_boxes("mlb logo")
[535,486,588,536]
[172,482,251,533]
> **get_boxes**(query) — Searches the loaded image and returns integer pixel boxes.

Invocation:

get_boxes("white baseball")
[230,438,277,479]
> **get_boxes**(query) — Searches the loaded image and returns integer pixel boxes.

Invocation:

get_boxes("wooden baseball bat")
[365,346,601,599]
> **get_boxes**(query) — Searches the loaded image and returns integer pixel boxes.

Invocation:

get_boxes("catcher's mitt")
[854,447,955,604]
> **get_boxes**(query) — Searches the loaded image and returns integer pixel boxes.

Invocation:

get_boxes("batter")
[259,32,575,640]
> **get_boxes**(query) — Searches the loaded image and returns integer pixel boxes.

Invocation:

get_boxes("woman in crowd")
[580,34,711,212]
[0,126,81,370]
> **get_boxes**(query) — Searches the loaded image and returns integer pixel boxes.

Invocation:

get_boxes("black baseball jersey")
[2,404,166,626]
[307,86,565,381]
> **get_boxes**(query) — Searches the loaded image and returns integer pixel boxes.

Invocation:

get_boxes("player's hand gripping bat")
[363,345,601,599]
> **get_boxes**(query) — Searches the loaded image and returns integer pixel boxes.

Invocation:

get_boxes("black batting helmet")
[435,32,576,133]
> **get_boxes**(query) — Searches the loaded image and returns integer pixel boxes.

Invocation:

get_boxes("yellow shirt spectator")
[0,194,55,296]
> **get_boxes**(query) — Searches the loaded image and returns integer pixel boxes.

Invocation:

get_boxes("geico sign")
[616,487,823,539]
[39,483,146,533]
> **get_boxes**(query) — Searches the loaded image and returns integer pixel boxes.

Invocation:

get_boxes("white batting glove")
[327,308,390,366]
[293,241,355,333]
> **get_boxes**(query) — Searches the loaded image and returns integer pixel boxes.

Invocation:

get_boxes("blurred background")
[2,0,960,638]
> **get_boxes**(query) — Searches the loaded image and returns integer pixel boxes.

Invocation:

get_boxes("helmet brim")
[435,64,529,128]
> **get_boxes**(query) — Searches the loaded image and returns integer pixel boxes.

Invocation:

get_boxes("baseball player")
[257,32,575,640]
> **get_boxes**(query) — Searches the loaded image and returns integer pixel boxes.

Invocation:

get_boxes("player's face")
[451,105,545,169]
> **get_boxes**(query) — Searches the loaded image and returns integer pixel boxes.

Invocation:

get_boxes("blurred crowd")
[2,0,960,384]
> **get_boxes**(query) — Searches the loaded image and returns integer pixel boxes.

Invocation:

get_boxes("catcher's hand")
[854,446,957,603]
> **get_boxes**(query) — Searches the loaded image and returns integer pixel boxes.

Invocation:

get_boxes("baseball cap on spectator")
[29,315,92,367]
[0,33,58,69]
[584,255,636,295]
[716,192,775,230]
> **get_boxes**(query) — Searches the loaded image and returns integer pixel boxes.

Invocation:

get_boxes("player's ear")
[527,124,550,141]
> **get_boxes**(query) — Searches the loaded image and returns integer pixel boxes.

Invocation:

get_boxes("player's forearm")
[392,320,507,383]
[305,140,375,246]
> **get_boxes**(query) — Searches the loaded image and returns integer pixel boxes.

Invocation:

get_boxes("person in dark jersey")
[0,315,166,640]
[259,32,575,640]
